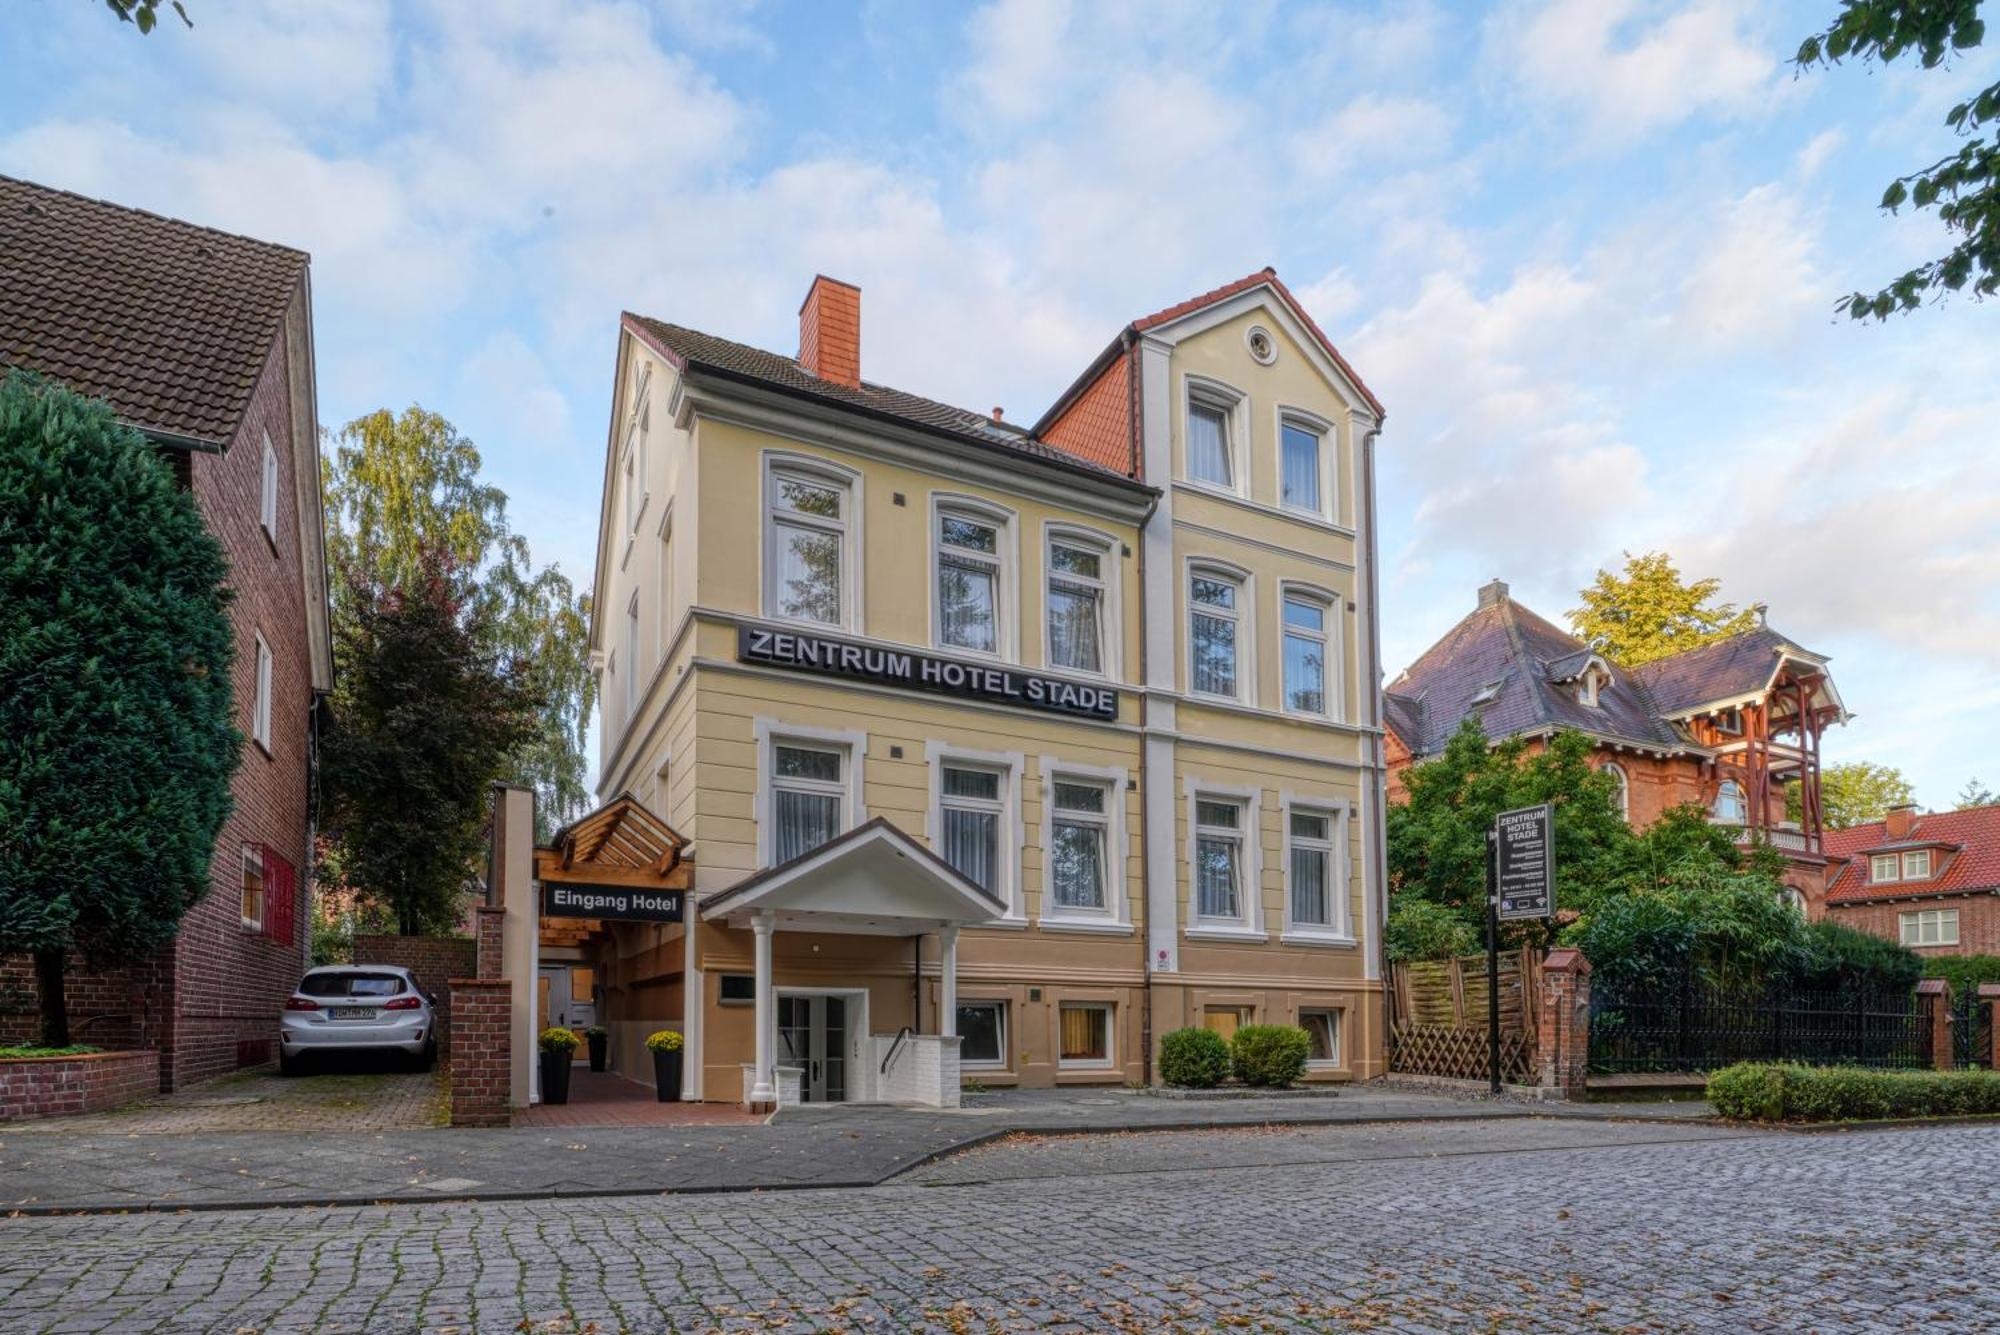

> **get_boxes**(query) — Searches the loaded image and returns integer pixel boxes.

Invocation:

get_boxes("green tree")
[1568,552,1758,667]
[1957,777,1998,809]
[102,1,190,32]
[1786,760,1916,828]
[320,553,541,935]
[1797,2,1999,318]
[0,375,238,1046]
[323,407,592,832]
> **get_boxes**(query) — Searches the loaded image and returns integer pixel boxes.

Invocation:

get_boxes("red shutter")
[260,845,296,947]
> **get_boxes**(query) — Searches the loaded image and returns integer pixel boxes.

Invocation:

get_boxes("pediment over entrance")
[700,818,1003,935]
[535,792,690,887]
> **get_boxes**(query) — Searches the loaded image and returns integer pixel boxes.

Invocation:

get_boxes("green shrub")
[1158,1027,1231,1088]
[1707,1062,2000,1122]
[1384,898,1478,962]
[1230,1024,1312,1088]
[0,1044,102,1059]
[538,1027,580,1054]
[1921,954,2000,998]
[1797,919,1922,992]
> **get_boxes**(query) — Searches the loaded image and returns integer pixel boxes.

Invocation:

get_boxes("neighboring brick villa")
[0,174,332,1088]
[1385,580,1848,912]
[1823,804,2000,956]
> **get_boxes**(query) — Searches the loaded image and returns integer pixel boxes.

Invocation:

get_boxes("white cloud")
[1484,0,1779,143]
[1289,95,1454,182]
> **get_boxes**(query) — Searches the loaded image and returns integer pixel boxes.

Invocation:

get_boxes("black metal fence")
[1589,975,1939,1075]
[1952,992,1993,1070]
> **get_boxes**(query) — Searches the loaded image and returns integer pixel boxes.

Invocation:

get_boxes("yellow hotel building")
[569,270,1389,1106]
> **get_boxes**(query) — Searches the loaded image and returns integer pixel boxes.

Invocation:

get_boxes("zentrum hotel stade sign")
[738,624,1119,721]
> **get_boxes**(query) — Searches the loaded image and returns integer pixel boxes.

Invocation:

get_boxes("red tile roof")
[1824,805,2000,904]
[0,173,307,447]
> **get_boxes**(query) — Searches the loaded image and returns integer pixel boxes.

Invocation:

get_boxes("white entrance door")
[776,995,849,1102]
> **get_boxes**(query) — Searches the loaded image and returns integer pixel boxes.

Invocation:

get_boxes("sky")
[3,0,1996,808]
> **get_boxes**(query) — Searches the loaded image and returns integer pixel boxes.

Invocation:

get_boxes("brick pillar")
[1981,984,2000,1071]
[449,977,512,1128]
[474,905,506,981]
[1538,948,1591,1098]
[1916,978,1951,1071]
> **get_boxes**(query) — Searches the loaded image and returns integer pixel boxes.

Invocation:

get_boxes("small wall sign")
[542,884,684,924]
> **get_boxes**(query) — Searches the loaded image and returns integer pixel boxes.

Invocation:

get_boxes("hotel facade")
[539,271,1388,1106]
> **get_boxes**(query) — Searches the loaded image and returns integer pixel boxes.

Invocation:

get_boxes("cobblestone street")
[1,1119,1992,1333]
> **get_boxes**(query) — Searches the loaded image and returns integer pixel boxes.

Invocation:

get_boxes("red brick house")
[0,175,333,1089]
[1823,805,2000,956]
[1384,580,1848,913]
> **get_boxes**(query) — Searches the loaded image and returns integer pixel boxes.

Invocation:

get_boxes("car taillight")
[383,996,422,1011]
[284,997,321,1011]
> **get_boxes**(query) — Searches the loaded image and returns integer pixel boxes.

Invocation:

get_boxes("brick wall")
[449,978,512,1128]
[0,1050,158,1122]
[1537,949,1591,1097]
[353,935,475,1056]
[1826,895,2000,958]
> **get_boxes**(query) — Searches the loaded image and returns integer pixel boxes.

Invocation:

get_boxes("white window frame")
[1902,849,1933,880]
[929,494,1017,661]
[1899,907,1959,947]
[1280,794,1352,944]
[753,719,869,868]
[240,843,265,931]
[251,631,273,752]
[1274,406,1336,520]
[623,363,651,537]
[1186,560,1254,706]
[1038,758,1131,933]
[1871,853,1900,883]
[1056,1001,1115,1071]
[1278,582,1341,721]
[624,591,641,725]
[258,428,279,543]
[761,452,863,632]
[1182,375,1247,497]
[1299,1006,1342,1069]
[1184,779,1265,941]
[924,742,1025,923]
[1602,762,1630,823]
[955,999,1008,1070]
[1713,779,1747,825]
[1713,707,1744,736]
[1042,522,1119,681]
[655,502,675,660]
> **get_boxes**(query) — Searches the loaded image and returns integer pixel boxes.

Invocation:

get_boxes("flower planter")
[539,1050,573,1105]
[652,1047,683,1102]
[587,1032,608,1073]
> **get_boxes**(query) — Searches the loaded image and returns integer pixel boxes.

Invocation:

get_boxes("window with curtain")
[937,510,1002,654]
[1059,1003,1111,1066]
[771,743,844,864]
[939,764,1003,895]
[767,468,847,626]
[1282,593,1328,715]
[1195,798,1244,920]
[1287,809,1335,930]
[1049,779,1110,912]
[1046,538,1105,674]
[1280,420,1321,513]
[1190,571,1242,699]
[1186,399,1233,487]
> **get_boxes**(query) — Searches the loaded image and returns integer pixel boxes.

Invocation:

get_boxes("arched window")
[1601,762,1630,823]
[1713,779,1747,825]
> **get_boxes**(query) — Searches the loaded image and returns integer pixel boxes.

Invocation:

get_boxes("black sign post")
[1484,803,1555,1093]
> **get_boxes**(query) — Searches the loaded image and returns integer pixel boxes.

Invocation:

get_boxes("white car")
[279,965,438,1074]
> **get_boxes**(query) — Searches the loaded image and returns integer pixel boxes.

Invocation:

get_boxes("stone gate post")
[1538,948,1591,1098]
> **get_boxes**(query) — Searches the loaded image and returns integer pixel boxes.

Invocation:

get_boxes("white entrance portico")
[699,818,1003,1111]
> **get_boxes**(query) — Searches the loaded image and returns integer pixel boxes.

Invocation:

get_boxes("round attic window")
[1245,325,1277,365]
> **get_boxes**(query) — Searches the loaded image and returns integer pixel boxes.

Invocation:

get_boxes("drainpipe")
[1135,390,1159,1089]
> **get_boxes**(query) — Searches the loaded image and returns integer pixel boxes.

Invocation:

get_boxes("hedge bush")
[1230,1024,1312,1088]
[1159,1027,1231,1088]
[1707,1062,2000,1123]
[1922,954,2000,999]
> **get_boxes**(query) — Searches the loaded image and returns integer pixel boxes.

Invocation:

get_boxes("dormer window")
[1902,849,1932,880]
[1578,665,1610,708]
[1713,707,1743,736]
[1869,849,1936,884]
[1469,680,1502,708]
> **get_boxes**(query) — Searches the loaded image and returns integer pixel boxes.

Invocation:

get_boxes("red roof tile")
[1824,805,2000,904]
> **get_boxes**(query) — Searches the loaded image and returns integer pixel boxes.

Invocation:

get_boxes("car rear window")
[298,972,405,998]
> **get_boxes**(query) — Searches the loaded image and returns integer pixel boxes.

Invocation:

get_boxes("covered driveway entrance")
[700,818,1004,1112]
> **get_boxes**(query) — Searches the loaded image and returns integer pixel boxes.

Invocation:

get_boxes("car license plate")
[332,1006,372,1020]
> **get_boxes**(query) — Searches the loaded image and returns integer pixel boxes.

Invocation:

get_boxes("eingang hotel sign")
[737,623,1119,720]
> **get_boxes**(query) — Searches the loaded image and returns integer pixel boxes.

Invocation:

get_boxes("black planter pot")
[539,1050,573,1105]
[652,1048,683,1102]
[587,1032,608,1073]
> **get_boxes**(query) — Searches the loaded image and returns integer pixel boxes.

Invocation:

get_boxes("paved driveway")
[0,1120,1990,1332]
[0,1066,446,1136]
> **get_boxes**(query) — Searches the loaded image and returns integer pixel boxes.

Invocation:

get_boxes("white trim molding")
[1272,403,1338,523]
[1036,755,1133,934]
[752,717,870,868]
[1185,556,1256,708]
[1180,372,1250,499]
[760,449,865,635]
[1279,790,1356,946]
[924,740,1027,924]
[1040,519,1124,683]
[928,491,1020,663]
[1182,776,1267,941]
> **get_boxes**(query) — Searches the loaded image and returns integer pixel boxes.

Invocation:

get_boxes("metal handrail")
[880,1025,914,1074]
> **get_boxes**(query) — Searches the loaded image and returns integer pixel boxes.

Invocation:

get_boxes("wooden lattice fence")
[1388,948,1541,1084]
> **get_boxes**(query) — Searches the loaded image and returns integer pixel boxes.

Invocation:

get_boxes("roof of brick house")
[1824,805,2000,905]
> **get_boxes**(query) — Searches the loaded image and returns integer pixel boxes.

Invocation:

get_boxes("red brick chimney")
[798,275,861,388]
[1885,803,1918,839]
